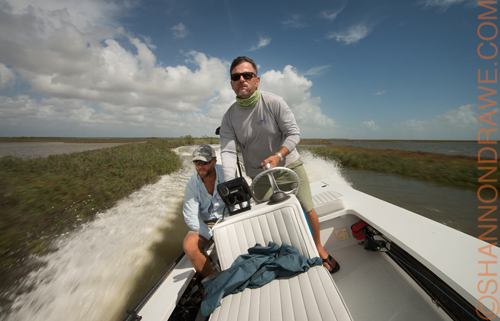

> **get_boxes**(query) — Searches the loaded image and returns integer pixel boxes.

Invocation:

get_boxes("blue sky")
[0,0,496,139]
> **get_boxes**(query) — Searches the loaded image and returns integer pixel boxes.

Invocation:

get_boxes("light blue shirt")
[183,164,225,240]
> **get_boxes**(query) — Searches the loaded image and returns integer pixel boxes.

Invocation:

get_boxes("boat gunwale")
[122,251,186,321]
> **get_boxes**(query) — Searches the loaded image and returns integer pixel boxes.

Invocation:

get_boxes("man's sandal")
[323,254,340,274]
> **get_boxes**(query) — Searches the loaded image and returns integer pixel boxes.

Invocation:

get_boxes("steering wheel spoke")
[250,167,301,203]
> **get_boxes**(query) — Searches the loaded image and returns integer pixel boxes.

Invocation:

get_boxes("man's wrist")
[275,152,283,162]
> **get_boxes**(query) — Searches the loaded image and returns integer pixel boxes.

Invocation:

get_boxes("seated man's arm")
[183,180,212,240]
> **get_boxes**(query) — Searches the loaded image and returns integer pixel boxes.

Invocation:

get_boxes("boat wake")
[299,149,350,187]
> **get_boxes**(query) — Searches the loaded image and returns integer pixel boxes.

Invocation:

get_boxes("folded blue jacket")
[201,241,322,316]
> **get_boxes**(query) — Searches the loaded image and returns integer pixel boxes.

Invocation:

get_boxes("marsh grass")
[0,139,185,284]
[308,145,498,189]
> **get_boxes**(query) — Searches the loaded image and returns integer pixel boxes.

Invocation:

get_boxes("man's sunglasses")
[193,159,212,166]
[230,72,256,82]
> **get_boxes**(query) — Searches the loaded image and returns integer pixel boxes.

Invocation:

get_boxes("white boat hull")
[124,178,500,321]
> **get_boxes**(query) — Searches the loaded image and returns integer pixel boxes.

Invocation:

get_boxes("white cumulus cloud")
[172,23,189,39]
[1,0,475,140]
[0,63,16,89]
[259,65,336,137]
[331,104,483,140]
[361,120,380,131]
[0,0,232,137]
[384,104,480,139]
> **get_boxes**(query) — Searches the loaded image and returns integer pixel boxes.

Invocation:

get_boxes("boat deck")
[131,178,499,321]
[329,243,450,320]
[321,214,451,321]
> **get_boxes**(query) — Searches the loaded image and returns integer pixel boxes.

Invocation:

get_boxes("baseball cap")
[192,145,216,162]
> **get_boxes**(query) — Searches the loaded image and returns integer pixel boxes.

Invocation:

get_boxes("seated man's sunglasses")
[193,159,212,166]
[230,72,256,81]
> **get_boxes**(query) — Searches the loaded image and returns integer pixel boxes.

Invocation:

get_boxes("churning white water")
[300,149,350,187]
[3,146,349,321]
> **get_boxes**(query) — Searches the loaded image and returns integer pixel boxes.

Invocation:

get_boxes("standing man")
[219,56,339,273]
[183,145,224,278]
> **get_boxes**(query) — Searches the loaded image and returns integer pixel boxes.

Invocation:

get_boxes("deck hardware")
[334,227,350,241]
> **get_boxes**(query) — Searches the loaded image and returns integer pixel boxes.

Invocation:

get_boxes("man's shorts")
[251,157,314,213]
[186,221,215,250]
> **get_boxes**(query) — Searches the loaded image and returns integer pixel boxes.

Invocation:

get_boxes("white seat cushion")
[210,196,353,321]
[312,190,344,217]
[209,266,352,321]
[213,197,317,270]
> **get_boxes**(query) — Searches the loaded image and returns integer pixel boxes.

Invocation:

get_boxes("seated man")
[182,145,225,278]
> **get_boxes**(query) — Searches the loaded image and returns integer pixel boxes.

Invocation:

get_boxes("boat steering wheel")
[250,165,301,204]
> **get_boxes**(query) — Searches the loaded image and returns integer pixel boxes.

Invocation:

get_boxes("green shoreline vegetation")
[0,138,208,286]
[0,137,493,289]
[303,144,497,189]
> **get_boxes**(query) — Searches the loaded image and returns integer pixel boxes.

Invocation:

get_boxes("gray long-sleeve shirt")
[220,91,301,180]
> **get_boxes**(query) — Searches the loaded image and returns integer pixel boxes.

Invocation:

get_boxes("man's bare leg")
[305,208,338,272]
[183,233,214,278]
